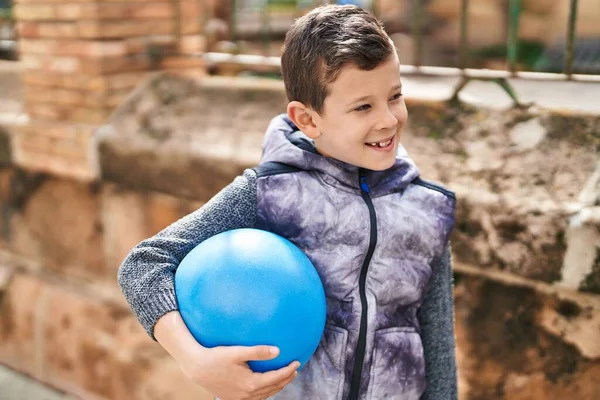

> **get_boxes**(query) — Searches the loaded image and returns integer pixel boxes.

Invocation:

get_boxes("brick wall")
[11,0,207,180]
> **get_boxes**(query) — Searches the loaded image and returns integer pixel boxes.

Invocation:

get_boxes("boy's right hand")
[154,311,299,400]
[180,344,299,400]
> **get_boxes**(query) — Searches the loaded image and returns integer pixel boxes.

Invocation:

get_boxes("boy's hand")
[154,311,299,400]
[181,345,299,400]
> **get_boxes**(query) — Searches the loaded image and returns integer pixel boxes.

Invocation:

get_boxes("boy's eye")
[390,93,403,101]
[355,104,371,112]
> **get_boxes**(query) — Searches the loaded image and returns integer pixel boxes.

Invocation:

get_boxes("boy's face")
[312,54,407,171]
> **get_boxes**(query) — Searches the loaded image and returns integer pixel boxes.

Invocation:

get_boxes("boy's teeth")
[367,139,392,148]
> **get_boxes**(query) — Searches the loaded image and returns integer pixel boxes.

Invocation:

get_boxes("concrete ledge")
[98,73,287,200]
[97,73,599,291]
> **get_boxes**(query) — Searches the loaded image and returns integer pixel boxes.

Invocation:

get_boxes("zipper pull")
[359,172,370,193]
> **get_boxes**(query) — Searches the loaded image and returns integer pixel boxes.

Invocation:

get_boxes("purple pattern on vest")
[256,115,455,400]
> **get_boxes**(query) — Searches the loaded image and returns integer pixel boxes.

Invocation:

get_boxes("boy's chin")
[358,156,397,172]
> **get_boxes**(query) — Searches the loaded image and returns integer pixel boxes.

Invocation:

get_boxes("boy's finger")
[252,369,298,398]
[232,345,279,362]
[252,361,300,389]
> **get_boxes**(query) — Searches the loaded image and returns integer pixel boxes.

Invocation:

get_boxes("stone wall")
[1,73,599,399]
[0,168,213,399]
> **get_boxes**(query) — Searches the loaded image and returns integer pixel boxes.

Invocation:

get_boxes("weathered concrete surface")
[454,274,600,400]
[0,164,209,399]
[0,364,76,400]
[403,103,598,288]
[99,74,599,290]
[0,266,214,400]
[98,75,284,200]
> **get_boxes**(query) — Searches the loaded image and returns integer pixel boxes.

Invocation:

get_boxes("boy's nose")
[375,108,399,132]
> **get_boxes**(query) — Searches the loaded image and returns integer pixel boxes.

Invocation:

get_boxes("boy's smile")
[288,54,407,172]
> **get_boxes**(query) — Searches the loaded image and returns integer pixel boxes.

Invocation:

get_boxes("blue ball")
[174,228,327,372]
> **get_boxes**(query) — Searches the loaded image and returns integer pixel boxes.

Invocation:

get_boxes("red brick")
[72,72,145,92]
[180,18,204,35]
[70,107,112,124]
[53,4,87,19]
[20,54,81,73]
[39,22,79,38]
[78,19,174,39]
[179,0,204,18]
[160,56,205,70]
[16,22,39,38]
[20,39,127,57]
[23,70,148,92]
[22,70,59,87]
[26,103,70,120]
[20,120,97,141]
[55,3,174,20]
[25,87,132,109]
[124,35,175,54]
[25,87,85,106]
[163,68,207,80]
[13,0,96,4]
[179,35,206,54]
[86,72,148,92]
[16,132,90,158]
[132,2,172,18]
[14,146,96,180]
[71,41,128,57]
[18,22,80,39]
[79,55,150,75]
[26,102,112,124]
[20,52,151,75]
[13,4,56,20]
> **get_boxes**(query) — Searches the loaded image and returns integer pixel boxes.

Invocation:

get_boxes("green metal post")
[459,0,469,70]
[564,0,579,78]
[199,0,207,54]
[507,0,522,74]
[412,0,423,68]
[231,0,238,42]
[261,0,272,56]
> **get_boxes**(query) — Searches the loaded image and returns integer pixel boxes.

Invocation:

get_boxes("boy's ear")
[287,101,321,139]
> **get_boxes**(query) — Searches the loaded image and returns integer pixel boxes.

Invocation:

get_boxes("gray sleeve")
[117,169,258,340]
[418,244,458,400]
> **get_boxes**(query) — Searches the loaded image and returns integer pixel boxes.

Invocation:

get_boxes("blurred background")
[0,0,599,399]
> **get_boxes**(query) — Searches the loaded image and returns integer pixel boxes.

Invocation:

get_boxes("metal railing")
[0,5,15,57]
[2,0,599,105]
[188,0,599,108]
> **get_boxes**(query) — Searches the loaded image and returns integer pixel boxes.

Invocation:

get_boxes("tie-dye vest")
[255,115,455,400]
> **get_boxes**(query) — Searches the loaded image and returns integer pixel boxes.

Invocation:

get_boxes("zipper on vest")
[349,170,378,400]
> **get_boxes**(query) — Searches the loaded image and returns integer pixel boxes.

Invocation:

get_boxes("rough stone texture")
[0,274,44,377]
[9,174,106,282]
[99,74,285,200]
[0,364,76,400]
[0,125,11,165]
[0,163,202,285]
[0,272,213,400]
[454,275,600,400]
[101,182,203,275]
[399,104,597,287]
[0,166,13,249]
[98,73,600,287]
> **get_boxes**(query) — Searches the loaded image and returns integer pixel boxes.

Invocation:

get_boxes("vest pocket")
[367,327,426,400]
[275,324,348,400]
